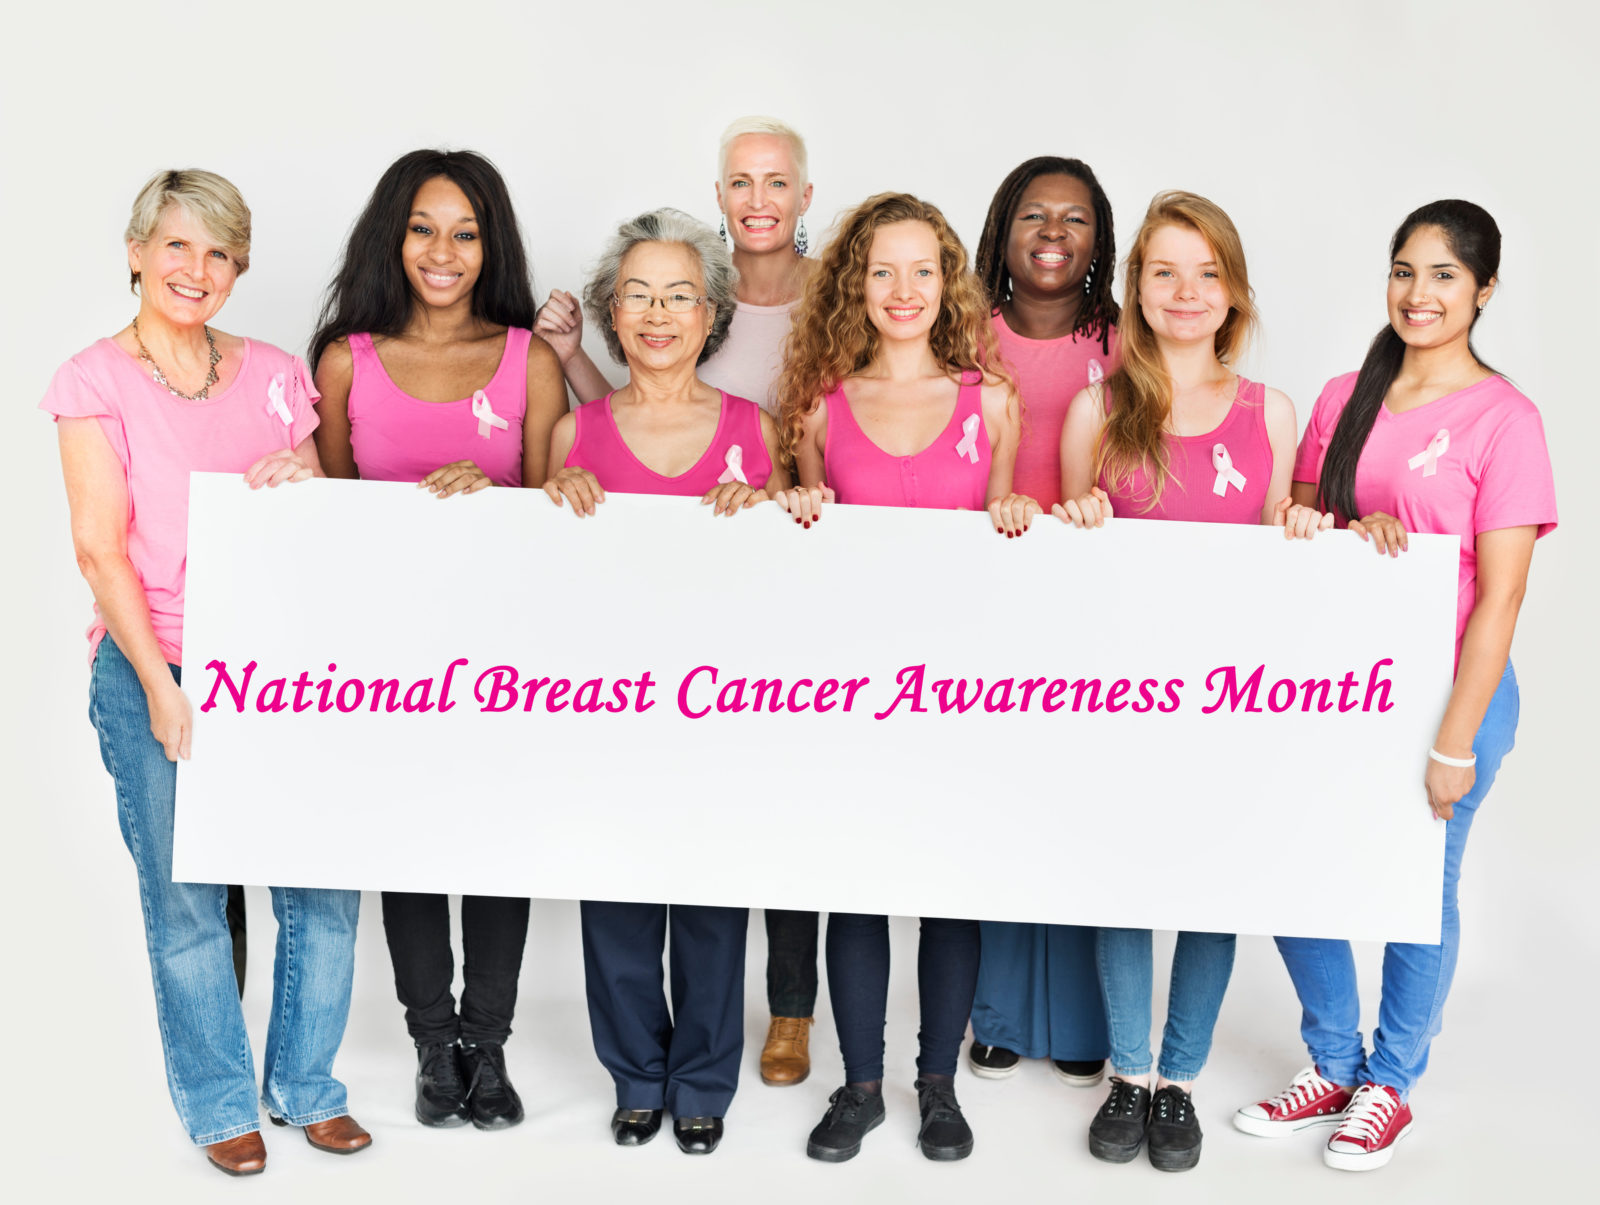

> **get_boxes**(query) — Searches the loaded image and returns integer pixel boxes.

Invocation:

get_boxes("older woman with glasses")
[542,208,789,1156]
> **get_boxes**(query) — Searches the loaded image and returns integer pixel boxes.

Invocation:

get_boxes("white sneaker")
[1233,1067,1353,1137]
[1323,1083,1413,1171]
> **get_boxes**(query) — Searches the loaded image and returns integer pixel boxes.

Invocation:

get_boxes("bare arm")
[533,288,616,405]
[522,336,569,488]
[758,410,793,492]
[1060,385,1105,501]
[311,338,360,480]
[1258,386,1298,524]
[980,380,1021,504]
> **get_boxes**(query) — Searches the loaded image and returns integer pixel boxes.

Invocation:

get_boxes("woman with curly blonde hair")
[772,193,1036,1167]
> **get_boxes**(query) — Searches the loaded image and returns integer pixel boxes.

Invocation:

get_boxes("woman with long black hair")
[309,148,566,1131]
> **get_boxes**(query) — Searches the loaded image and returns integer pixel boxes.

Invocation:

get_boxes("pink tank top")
[823,370,990,509]
[1099,376,1270,524]
[346,328,530,486]
[565,390,773,496]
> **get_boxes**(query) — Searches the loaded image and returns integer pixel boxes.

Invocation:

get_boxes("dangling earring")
[1083,258,1097,295]
[718,214,727,242]
[795,215,809,257]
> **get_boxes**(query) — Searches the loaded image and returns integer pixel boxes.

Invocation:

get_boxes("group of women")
[42,116,1556,1179]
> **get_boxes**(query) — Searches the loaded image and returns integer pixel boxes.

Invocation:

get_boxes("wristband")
[1428,747,1477,768]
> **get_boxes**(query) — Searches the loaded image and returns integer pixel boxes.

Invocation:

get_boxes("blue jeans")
[1096,928,1236,1081]
[89,635,362,1145]
[1274,662,1519,1101]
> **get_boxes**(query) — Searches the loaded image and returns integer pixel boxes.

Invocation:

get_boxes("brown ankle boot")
[760,1016,813,1086]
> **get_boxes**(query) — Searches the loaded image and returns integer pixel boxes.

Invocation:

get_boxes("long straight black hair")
[1317,199,1501,520]
[973,155,1120,354]
[309,149,536,373]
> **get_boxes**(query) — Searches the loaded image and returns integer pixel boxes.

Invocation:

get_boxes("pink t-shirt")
[994,313,1120,510]
[823,371,991,510]
[565,391,773,496]
[1294,371,1557,659]
[698,300,797,417]
[345,328,530,486]
[39,337,320,665]
[1099,376,1272,524]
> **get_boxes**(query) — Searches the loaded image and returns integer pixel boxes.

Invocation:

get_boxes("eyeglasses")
[610,291,707,314]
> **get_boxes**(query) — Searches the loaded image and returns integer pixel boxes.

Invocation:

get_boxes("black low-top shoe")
[1088,1077,1151,1163]
[1146,1084,1203,1172]
[460,1042,524,1130]
[915,1078,974,1161]
[806,1085,886,1162]
[610,1107,664,1147]
[1052,1058,1107,1087]
[414,1041,470,1127]
[967,1041,1021,1079]
[673,1116,724,1155]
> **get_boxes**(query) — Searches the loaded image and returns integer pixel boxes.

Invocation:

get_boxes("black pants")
[765,908,819,1016]
[826,914,980,1083]
[380,892,531,1045]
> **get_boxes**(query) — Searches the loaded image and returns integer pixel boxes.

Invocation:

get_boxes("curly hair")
[775,192,1006,464]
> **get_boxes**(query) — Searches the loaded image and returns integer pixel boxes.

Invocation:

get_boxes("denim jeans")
[765,908,819,1016]
[89,635,362,1145]
[1274,662,1519,1101]
[1095,928,1236,1081]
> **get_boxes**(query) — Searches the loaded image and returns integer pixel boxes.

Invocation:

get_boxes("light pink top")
[697,299,797,417]
[994,313,1120,510]
[565,390,773,496]
[345,328,530,486]
[39,338,320,665]
[1294,371,1557,661]
[823,371,991,510]
[1097,376,1272,525]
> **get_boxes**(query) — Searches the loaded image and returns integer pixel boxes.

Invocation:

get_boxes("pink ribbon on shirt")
[1211,443,1246,496]
[1408,429,1450,477]
[717,445,748,485]
[472,390,509,440]
[265,373,293,426]
[1087,358,1105,385]
[955,414,980,463]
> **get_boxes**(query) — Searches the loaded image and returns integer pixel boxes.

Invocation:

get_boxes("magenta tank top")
[565,390,773,496]
[823,370,990,509]
[1099,376,1270,523]
[347,328,530,486]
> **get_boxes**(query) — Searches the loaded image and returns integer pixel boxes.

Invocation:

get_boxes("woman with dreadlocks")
[965,155,1119,1094]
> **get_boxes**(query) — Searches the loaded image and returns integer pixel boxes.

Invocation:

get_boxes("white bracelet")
[1428,747,1477,768]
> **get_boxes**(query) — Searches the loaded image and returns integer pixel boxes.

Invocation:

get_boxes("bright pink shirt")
[823,371,991,510]
[39,337,320,665]
[994,313,1120,510]
[1294,371,1557,660]
[345,328,530,486]
[1099,376,1272,524]
[565,391,772,496]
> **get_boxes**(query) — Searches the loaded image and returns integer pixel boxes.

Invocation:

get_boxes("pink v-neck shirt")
[564,390,773,496]
[40,337,321,665]
[345,328,530,486]
[1294,371,1557,660]
[823,370,991,510]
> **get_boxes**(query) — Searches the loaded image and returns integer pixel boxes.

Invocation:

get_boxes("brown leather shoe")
[760,1015,813,1086]
[303,1115,372,1154]
[206,1131,267,1176]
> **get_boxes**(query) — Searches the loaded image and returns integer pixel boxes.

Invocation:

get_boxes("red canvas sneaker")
[1323,1082,1412,1170]
[1233,1066,1354,1137]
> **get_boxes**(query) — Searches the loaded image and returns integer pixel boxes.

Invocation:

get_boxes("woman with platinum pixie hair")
[543,207,790,1157]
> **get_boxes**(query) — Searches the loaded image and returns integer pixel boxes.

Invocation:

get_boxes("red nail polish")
[803,521,810,529]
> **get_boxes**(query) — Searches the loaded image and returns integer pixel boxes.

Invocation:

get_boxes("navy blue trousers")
[580,901,749,1118]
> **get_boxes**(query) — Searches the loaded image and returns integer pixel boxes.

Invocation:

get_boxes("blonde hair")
[717,115,808,186]
[1097,190,1258,510]
[125,169,252,292]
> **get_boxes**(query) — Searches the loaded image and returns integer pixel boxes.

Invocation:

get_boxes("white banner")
[176,474,1458,942]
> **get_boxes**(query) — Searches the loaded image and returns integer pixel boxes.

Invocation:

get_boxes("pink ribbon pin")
[1087,358,1104,385]
[1212,443,1246,496]
[472,390,509,440]
[1408,429,1450,477]
[717,445,748,485]
[955,414,980,463]
[265,373,293,426]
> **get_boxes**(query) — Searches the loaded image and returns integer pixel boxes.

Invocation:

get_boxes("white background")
[2,0,1594,1201]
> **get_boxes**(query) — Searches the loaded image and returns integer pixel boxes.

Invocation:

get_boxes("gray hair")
[583,208,739,366]
[125,169,252,293]
[718,115,809,186]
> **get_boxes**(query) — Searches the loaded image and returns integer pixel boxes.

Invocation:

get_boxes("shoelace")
[1335,1084,1398,1146]
[1152,1087,1191,1124]
[1102,1079,1146,1118]
[463,1044,507,1101]
[1264,1067,1337,1114]
[422,1043,466,1096]
[770,1018,809,1044]
[821,1086,869,1129]
[916,1082,964,1145]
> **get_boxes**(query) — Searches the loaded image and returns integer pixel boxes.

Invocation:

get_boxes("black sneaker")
[460,1041,524,1130]
[1052,1058,1107,1087]
[915,1079,974,1161]
[967,1042,1021,1079]
[414,1041,470,1127]
[1147,1084,1202,1171]
[1088,1076,1150,1163]
[806,1086,886,1163]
